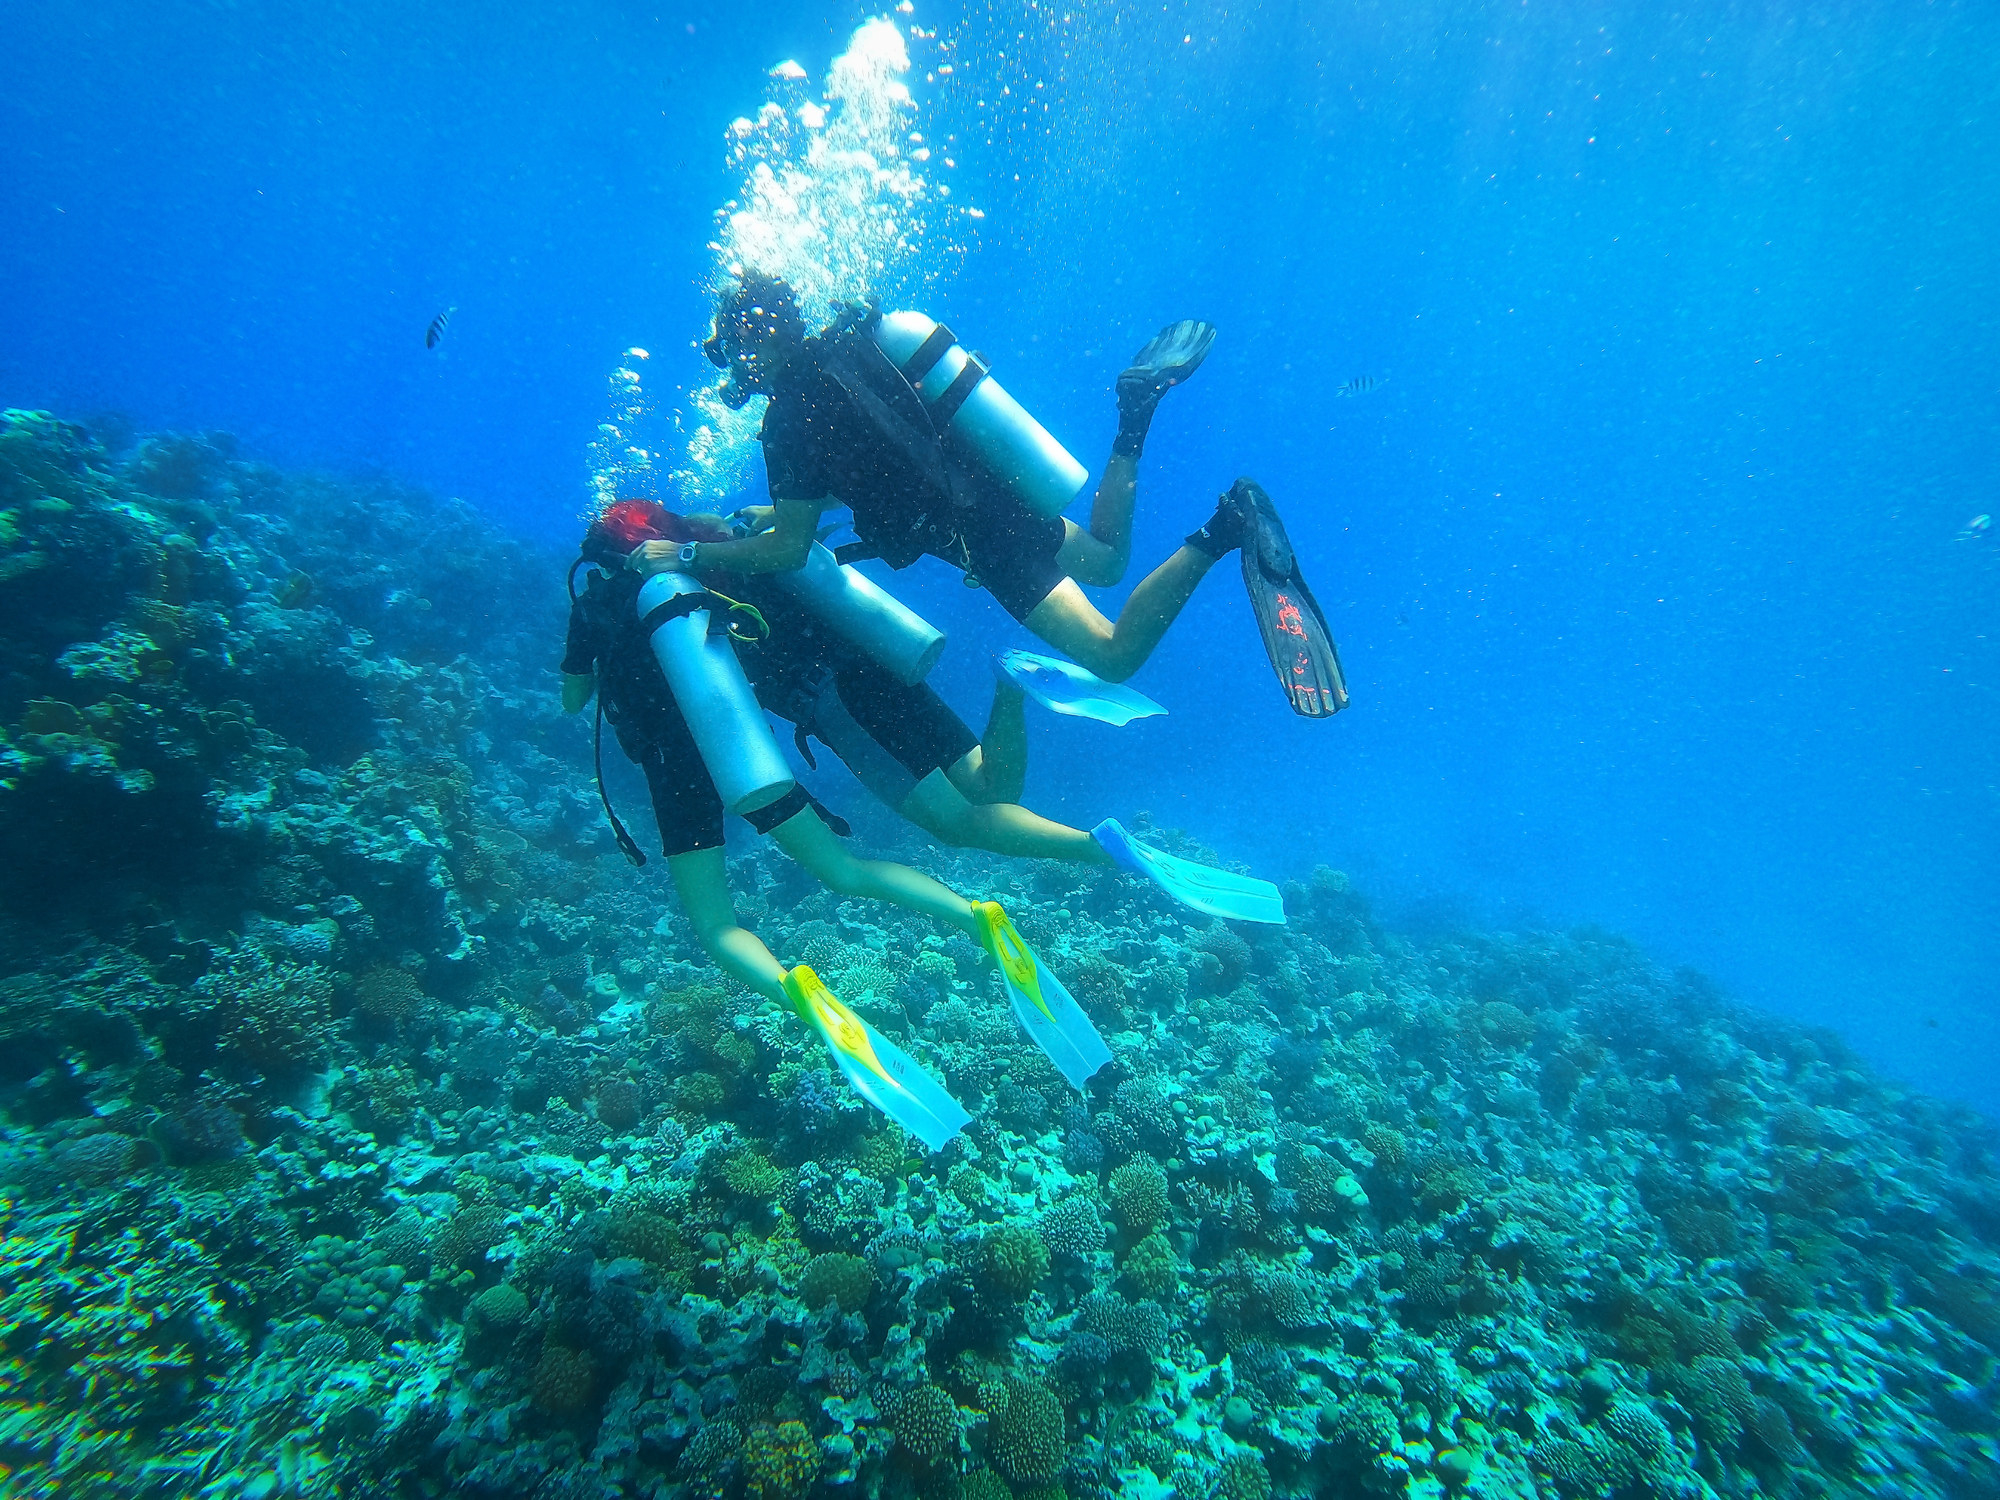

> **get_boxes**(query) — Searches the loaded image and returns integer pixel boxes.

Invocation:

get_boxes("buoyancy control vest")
[806,303,1087,564]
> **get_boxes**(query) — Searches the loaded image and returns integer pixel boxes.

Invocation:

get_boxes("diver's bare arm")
[561,673,594,713]
[630,498,825,577]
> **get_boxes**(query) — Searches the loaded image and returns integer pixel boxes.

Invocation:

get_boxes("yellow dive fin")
[969,902,1112,1090]
[781,965,970,1152]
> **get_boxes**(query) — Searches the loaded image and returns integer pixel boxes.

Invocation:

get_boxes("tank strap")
[904,323,958,383]
[639,588,769,645]
[928,349,990,427]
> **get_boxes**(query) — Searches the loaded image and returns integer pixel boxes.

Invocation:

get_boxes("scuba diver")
[580,500,1285,922]
[653,272,1346,716]
[561,500,1113,1149]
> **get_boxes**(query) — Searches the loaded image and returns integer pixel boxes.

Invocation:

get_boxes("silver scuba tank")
[871,310,1089,520]
[775,541,946,686]
[635,572,795,816]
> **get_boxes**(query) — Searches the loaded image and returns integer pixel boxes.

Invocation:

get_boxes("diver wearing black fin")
[677,275,1227,685]
[1113,318,1218,458]
[1185,477,1349,717]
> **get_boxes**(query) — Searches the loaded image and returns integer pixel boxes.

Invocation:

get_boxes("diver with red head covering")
[560,497,1113,1147]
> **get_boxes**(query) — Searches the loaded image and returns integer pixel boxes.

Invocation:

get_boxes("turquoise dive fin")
[971,903,1113,1090]
[996,649,1165,727]
[1091,818,1288,926]
[784,966,971,1151]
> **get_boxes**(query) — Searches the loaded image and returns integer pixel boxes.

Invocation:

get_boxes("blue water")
[4,0,1995,1139]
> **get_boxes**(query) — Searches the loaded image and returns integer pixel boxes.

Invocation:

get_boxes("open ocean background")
[3,0,1995,1118]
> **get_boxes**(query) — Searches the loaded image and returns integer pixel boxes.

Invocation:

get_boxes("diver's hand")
[731,505,777,536]
[626,539,687,577]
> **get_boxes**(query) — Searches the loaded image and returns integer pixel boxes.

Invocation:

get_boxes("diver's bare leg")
[962,679,1028,804]
[905,769,1111,865]
[1023,549,1219,682]
[1058,453,1138,586]
[668,848,787,1003]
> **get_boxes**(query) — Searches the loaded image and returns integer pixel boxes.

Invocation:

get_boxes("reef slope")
[1,411,1995,1499]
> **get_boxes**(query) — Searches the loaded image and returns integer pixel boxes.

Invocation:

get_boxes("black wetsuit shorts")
[956,488,1069,622]
[806,664,979,809]
[636,733,814,859]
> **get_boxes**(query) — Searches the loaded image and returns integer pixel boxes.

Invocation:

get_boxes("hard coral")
[1108,1157,1169,1233]
[745,1420,823,1499]
[1121,1231,1177,1298]
[981,1222,1051,1300]
[1041,1195,1106,1258]
[1215,1452,1273,1500]
[354,964,424,1026]
[890,1382,962,1459]
[798,1251,874,1313]
[984,1377,1065,1484]
[532,1341,597,1416]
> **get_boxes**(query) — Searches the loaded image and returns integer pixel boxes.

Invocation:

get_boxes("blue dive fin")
[996,649,1165,727]
[1091,818,1288,926]
[972,902,1113,1090]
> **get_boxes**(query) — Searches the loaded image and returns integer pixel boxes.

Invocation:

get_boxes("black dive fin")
[1127,319,1216,384]
[1234,478,1349,718]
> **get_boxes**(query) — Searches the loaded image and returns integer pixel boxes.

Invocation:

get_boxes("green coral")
[890,1382,962,1458]
[1108,1157,1169,1233]
[720,1147,786,1200]
[745,1419,823,1499]
[798,1251,874,1313]
[1121,1231,1178,1298]
[984,1377,1066,1484]
[982,1222,1051,1300]
[1215,1451,1273,1500]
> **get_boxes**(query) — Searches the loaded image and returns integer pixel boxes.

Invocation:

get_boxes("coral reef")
[0,413,1995,1499]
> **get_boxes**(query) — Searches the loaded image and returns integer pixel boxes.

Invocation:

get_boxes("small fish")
[276,571,314,609]
[1956,513,1990,541]
[1332,375,1382,398]
[425,306,456,349]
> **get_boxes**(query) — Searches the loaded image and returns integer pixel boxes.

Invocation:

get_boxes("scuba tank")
[775,541,945,686]
[634,572,795,816]
[870,310,1089,520]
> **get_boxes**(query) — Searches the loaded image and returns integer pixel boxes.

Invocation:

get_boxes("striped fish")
[425,306,456,349]
[1332,374,1381,398]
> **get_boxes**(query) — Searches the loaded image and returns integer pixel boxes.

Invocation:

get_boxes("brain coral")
[799,1251,874,1313]
[890,1383,961,1459]
[1109,1157,1169,1233]
[985,1377,1065,1484]
[981,1223,1050,1300]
